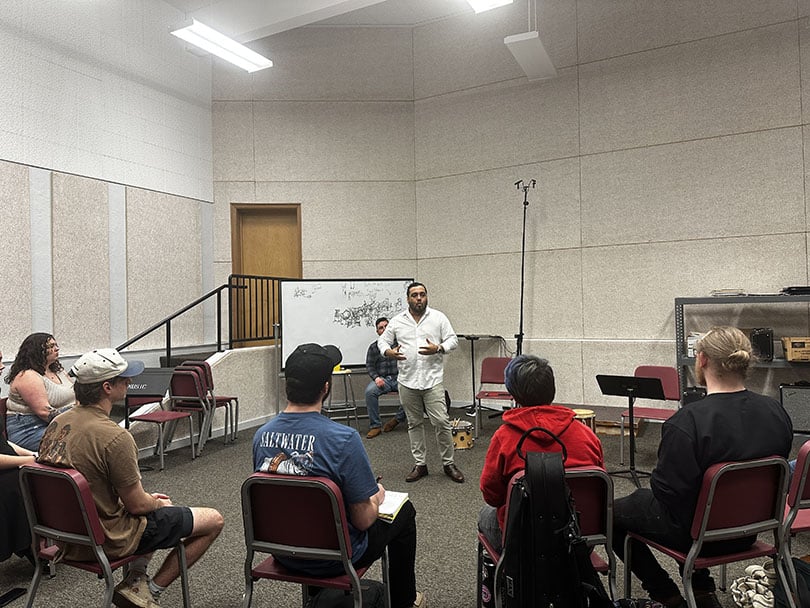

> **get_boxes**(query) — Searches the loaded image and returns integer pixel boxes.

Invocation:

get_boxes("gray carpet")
[1,412,808,607]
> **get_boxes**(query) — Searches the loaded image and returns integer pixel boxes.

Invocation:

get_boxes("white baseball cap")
[69,348,145,384]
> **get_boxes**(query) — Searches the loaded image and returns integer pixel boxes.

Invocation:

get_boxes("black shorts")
[135,506,194,554]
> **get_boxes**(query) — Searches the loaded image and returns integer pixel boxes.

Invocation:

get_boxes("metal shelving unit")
[674,294,810,396]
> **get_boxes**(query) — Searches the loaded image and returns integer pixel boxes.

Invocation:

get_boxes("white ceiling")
[163,0,475,42]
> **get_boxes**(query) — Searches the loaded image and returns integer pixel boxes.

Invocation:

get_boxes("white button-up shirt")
[378,306,458,390]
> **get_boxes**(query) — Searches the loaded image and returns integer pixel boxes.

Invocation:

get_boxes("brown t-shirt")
[38,406,146,560]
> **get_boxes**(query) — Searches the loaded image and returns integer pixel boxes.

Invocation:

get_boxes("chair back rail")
[633,365,681,402]
[691,457,788,544]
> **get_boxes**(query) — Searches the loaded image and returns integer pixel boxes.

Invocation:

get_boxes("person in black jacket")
[612,326,792,608]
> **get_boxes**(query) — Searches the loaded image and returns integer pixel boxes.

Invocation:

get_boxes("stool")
[572,408,596,431]
[323,369,359,428]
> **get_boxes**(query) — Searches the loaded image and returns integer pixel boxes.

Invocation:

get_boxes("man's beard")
[410,301,426,314]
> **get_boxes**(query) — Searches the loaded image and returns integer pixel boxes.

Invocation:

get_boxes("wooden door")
[231,204,302,346]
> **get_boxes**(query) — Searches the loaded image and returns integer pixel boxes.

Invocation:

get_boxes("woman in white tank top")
[4,333,74,451]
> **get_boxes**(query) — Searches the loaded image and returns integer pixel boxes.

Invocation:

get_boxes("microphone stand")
[514,179,535,356]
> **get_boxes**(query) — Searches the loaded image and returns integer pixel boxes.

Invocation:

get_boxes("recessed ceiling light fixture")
[503,0,556,80]
[170,19,273,73]
[467,0,513,14]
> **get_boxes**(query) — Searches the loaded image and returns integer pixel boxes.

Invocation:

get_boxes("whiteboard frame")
[280,278,414,368]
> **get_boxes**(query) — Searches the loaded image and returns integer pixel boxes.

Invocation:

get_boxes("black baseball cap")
[285,343,343,386]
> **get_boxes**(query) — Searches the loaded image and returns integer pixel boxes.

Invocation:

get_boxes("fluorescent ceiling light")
[504,31,557,81]
[170,19,273,73]
[467,0,514,14]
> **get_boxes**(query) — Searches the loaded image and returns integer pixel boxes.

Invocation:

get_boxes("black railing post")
[216,289,222,352]
[166,322,172,366]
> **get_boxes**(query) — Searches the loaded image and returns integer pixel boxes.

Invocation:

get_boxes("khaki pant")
[398,383,455,466]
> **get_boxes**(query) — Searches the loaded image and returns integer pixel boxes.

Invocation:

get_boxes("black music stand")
[455,335,481,414]
[596,374,665,488]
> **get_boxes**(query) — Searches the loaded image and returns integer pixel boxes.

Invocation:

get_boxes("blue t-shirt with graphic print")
[252,411,378,573]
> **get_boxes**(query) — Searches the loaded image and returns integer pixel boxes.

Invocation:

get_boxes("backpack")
[774,558,810,608]
[496,426,612,608]
[305,579,386,608]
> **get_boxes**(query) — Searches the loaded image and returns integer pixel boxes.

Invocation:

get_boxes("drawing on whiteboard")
[333,297,403,329]
[280,278,413,367]
[293,284,322,299]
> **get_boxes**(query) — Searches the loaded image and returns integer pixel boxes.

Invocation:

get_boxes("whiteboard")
[280,279,413,368]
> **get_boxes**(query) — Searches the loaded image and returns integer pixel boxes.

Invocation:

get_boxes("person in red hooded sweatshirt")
[478,355,604,552]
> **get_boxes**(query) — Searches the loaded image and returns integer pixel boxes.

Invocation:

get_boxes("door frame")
[230,203,303,277]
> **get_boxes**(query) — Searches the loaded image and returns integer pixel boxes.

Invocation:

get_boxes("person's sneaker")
[411,591,426,608]
[366,428,382,439]
[113,571,160,608]
[382,418,399,432]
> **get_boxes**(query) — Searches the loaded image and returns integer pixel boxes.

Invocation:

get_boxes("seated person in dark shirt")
[0,351,37,565]
[365,317,406,438]
[612,326,792,608]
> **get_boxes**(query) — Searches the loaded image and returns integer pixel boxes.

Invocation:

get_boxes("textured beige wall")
[212,1,810,405]
[52,173,111,352]
[126,188,204,350]
[0,161,32,352]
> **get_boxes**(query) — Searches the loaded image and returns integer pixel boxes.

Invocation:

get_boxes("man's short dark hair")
[504,355,556,406]
[285,377,330,405]
[375,317,388,327]
[74,380,105,406]
[406,282,426,296]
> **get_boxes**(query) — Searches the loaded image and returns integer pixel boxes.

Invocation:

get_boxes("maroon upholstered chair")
[169,368,215,453]
[620,365,681,465]
[241,473,389,608]
[623,457,795,608]
[474,357,514,436]
[126,394,195,471]
[475,467,616,608]
[19,462,190,608]
[566,467,617,599]
[0,397,7,440]
[181,360,238,443]
[783,440,810,592]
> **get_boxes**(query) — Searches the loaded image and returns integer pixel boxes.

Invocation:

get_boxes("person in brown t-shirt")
[39,349,223,608]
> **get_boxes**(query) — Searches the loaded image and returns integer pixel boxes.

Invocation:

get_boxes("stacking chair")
[566,467,618,599]
[241,473,390,608]
[623,457,795,608]
[783,440,810,592]
[126,394,196,471]
[169,368,215,453]
[0,397,7,440]
[19,462,191,608]
[182,360,238,443]
[620,366,681,465]
[476,467,617,608]
[474,357,514,437]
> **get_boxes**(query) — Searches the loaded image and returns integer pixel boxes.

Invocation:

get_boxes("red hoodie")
[479,404,604,531]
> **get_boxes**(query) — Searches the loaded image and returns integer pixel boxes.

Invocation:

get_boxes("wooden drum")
[451,419,474,449]
[572,408,597,431]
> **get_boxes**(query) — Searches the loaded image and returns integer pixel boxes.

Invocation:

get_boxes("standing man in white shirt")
[378,282,464,484]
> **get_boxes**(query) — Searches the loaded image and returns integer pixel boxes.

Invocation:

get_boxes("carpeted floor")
[1,411,808,608]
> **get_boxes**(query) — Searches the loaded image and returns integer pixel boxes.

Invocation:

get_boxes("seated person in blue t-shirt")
[252,343,424,608]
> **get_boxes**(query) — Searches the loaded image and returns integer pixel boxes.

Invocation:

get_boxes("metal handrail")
[116,283,241,362]
[115,274,284,365]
